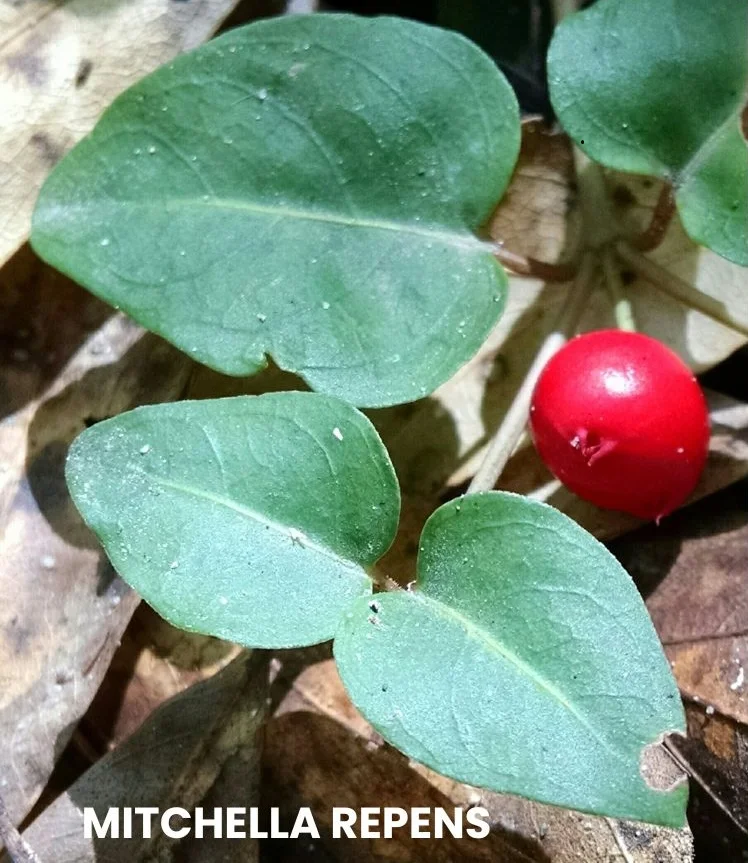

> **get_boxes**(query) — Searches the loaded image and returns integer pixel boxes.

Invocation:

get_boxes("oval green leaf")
[31,15,520,408]
[335,492,687,826]
[66,392,400,648]
[548,0,748,266]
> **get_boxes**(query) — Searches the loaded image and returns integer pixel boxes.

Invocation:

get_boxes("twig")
[0,795,43,863]
[662,736,748,835]
[602,245,637,331]
[605,817,635,863]
[615,241,748,338]
[630,184,676,252]
[468,253,598,493]
[493,246,578,283]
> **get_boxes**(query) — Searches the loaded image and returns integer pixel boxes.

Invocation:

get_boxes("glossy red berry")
[529,330,710,521]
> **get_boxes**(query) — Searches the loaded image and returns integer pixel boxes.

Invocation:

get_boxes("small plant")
[29,0,747,828]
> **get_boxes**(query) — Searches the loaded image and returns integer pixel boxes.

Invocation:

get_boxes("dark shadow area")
[701,344,748,403]
[678,706,748,863]
[0,244,111,423]
[219,0,289,31]
[610,479,748,601]
[688,778,748,863]
[325,0,554,116]
[25,331,192,556]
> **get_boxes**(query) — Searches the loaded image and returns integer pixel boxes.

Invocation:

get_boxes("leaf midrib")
[51,196,494,252]
[138,467,369,579]
[411,589,626,762]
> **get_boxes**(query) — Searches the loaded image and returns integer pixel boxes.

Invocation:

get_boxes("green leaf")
[548,0,748,266]
[31,14,520,408]
[65,392,400,648]
[335,492,687,826]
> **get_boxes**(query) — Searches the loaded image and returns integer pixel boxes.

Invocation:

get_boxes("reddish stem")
[630,184,676,252]
[494,246,578,283]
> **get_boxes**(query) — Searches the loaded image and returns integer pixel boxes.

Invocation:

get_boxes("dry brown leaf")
[271,657,693,862]
[0,0,246,269]
[265,709,538,862]
[677,703,748,856]
[615,479,748,728]
[14,651,266,863]
[81,604,241,754]
[0,260,192,829]
[610,479,748,855]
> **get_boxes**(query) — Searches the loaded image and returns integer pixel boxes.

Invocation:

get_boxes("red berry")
[529,330,710,521]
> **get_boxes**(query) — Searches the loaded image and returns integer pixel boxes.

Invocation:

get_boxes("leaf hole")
[640,734,687,792]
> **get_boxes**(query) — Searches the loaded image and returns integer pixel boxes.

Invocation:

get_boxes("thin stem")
[468,253,598,494]
[573,150,620,249]
[493,246,578,283]
[0,795,43,863]
[602,246,637,332]
[605,818,635,863]
[616,241,748,338]
[630,184,676,252]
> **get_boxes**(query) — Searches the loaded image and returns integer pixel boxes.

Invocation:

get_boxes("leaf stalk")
[630,184,676,252]
[493,246,578,283]
[615,241,748,338]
